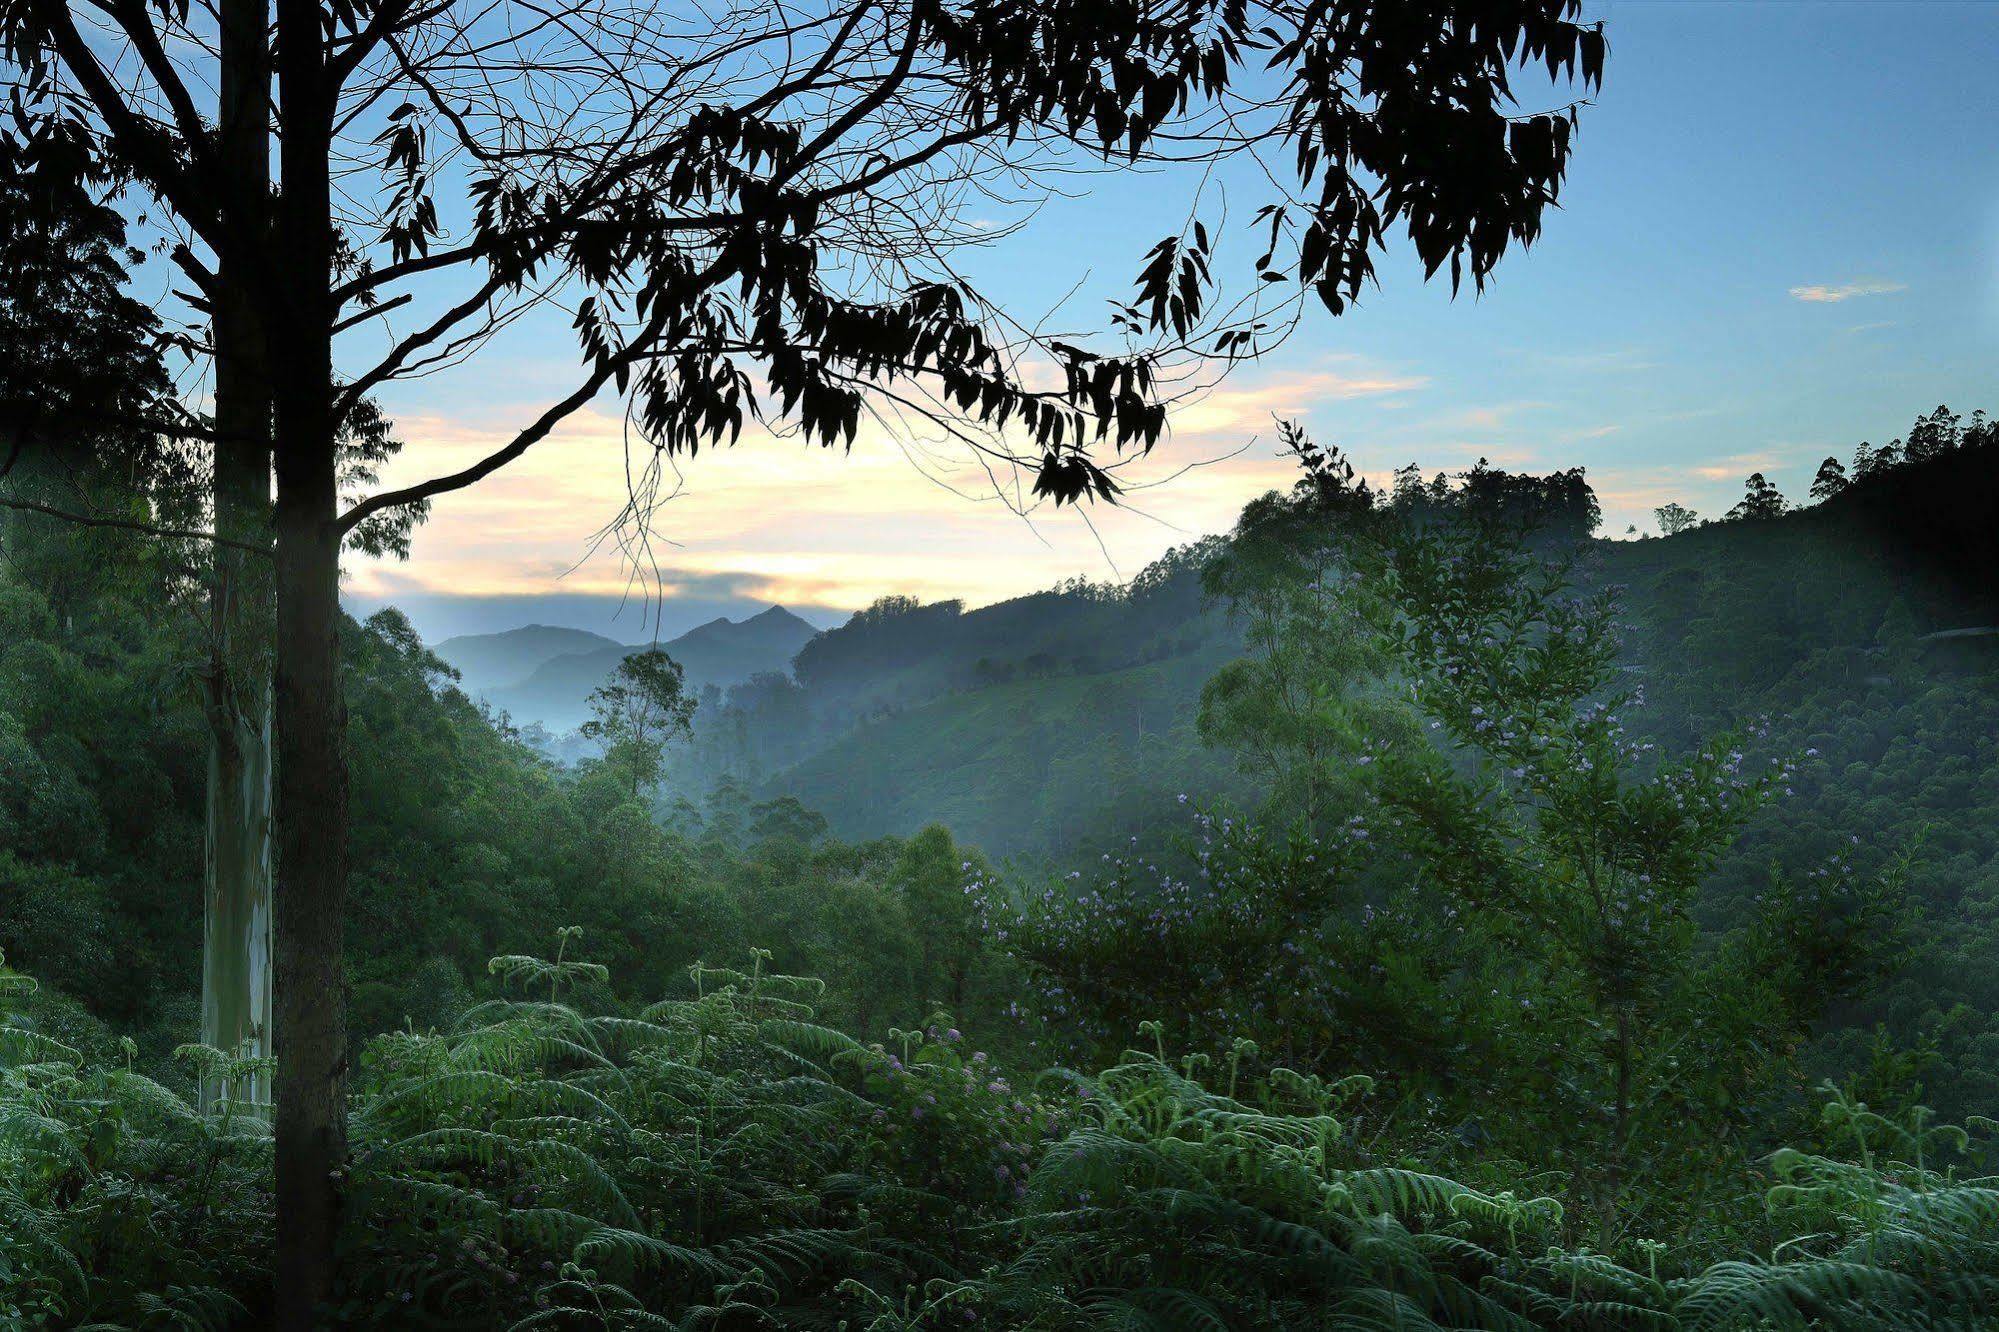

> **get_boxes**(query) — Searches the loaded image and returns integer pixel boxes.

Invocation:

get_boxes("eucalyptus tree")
[199,0,276,1118]
[1810,456,1850,503]
[0,0,1607,1318]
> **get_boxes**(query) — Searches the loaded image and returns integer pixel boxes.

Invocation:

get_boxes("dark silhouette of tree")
[1904,405,1962,463]
[1860,439,1904,477]
[1727,472,1786,522]
[1810,456,1850,504]
[0,0,1607,1313]
[1454,458,1600,540]
[0,128,162,448]
[1654,501,1699,536]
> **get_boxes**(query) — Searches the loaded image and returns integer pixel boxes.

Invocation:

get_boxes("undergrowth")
[4,938,1996,1329]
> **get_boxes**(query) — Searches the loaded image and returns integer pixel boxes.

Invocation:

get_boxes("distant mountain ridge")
[433,624,625,697]
[436,606,820,733]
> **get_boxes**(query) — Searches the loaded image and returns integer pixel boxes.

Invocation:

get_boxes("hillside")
[775,639,1251,858]
[689,421,1999,1114]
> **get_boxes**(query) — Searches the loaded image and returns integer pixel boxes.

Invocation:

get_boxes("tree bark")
[201,696,273,1104]
[272,2,345,1321]
[200,0,274,1116]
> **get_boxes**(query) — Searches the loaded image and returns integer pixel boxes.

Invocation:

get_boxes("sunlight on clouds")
[1161,361,1425,437]
[1692,452,1784,481]
[345,363,1391,612]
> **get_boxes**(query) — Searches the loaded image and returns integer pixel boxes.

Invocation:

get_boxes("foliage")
[578,650,698,802]
[997,450,1910,1249]
[1197,424,1401,828]
[0,948,270,1328]
[1654,502,1699,537]
[9,937,1999,1328]
[1726,473,1787,522]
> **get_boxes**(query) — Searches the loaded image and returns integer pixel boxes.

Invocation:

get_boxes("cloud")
[1164,359,1426,438]
[348,359,1391,619]
[1787,279,1905,304]
[1692,452,1784,482]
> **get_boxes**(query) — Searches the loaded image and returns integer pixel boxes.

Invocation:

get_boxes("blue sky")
[349,1,1999,643]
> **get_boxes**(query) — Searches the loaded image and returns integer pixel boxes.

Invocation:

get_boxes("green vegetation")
[10,935,1999,1330]
[11,7,1999,1320]
[11,418,1999,1324]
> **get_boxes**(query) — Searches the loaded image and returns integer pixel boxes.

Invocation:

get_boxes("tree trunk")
[200,0,274,1115]
[272,4,345,1321]
[201,696,273,1105]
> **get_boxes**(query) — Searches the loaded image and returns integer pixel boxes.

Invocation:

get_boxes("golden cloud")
[348,361,1396,611]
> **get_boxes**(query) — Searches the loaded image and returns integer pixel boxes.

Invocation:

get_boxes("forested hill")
[657,419,1999,1104]
[669,549,1254,857]
[672,419,1997,870]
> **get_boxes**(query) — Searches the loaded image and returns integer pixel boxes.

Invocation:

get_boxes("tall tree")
[199,0,276,1115]
[1199,423,1395,827]
[1903,404,1961,463]
[1727,471,1786,522]
[1654,500,1699,536]
[1809,455,1849,504]
[579,648,697,801]
[1,106,280,1115]
[0,0,1606,1317]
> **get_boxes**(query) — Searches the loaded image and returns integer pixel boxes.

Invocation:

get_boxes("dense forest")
[8,0,1999,1327]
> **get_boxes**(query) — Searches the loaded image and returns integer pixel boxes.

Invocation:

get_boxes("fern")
[14,942,1999,1330]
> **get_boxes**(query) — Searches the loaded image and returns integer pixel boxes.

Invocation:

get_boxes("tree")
[1654,501,1699,536]
[1,0,1606,1314]
[579,650,698,802]
[1903,404,1961,463]
[892,824,990,1012]
[1199,424,1399,827]
[1345,510,1894,1236]
[198,0,276,1118]
[1727,472,1786,522]
[1809,456,1849,504]
[1857,439,1902,477]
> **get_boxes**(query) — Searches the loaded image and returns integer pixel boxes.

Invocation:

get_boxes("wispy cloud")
[1164,361,1425,438]
[1787,279,1905,304]
[1691,451,1785,482]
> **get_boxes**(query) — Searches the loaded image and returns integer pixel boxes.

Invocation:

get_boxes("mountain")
[482,605,820,732]
[432,624,625,697]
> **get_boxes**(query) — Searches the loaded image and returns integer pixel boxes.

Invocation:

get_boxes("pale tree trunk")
[199,0,274,1114]
[200,692,273,1107]
[272,2,346,1318]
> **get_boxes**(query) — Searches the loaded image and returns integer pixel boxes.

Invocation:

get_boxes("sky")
[344,1,1999,644]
